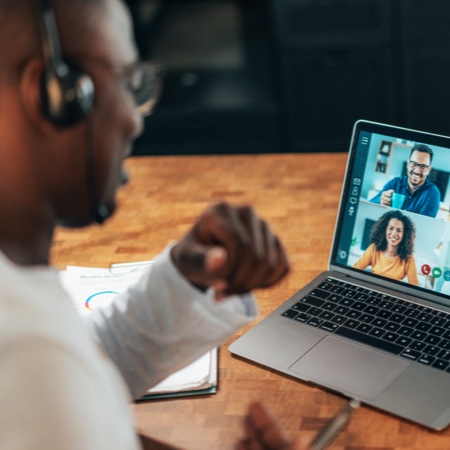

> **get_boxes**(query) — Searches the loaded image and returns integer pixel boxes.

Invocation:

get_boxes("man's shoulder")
[424,178,439,189]
[422,179,440,196]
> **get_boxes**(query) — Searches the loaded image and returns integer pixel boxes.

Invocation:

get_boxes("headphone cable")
[85,113,110,224]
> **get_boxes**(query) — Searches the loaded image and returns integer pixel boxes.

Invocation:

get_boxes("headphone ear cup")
[40,65,95,127]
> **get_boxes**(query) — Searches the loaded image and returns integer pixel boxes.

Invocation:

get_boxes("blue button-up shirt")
[369,176,441,217]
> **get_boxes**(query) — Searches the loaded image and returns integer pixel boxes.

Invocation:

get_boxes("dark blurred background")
[125,0,450,155]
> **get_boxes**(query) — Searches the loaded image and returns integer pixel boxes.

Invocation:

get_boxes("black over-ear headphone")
[36,0,95,127]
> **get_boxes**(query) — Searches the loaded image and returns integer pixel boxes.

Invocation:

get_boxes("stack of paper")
[142,348,217,400]
[59,261,217,400]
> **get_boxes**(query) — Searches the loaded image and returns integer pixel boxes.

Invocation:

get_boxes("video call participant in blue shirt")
[370,144,441,218]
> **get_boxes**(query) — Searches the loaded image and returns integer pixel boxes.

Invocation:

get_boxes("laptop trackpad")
[289,335,409,400]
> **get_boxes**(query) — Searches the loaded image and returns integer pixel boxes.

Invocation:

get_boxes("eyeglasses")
[70,56,164,117]
[409,160,430,172]
[124,61,164,117]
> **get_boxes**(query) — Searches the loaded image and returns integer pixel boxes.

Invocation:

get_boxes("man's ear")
[18,57,56,135]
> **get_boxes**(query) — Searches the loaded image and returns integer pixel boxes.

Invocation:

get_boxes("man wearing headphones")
[0,0,302,449]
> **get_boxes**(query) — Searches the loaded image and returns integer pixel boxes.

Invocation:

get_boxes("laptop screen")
[332,121,450,302]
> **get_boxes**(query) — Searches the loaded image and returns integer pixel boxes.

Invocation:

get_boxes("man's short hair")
[409,144,433,163]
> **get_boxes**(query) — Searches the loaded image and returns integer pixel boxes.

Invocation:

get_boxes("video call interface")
[335,127,450,300]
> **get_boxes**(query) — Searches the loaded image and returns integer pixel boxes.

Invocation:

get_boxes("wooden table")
[51,153,450,449]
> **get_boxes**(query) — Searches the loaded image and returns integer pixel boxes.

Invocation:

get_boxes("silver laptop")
[229,120,450,430]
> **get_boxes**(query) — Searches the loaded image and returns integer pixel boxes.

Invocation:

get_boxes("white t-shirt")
[0,246,257,449]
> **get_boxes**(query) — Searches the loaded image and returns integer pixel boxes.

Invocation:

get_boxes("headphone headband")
[36,0,66,77]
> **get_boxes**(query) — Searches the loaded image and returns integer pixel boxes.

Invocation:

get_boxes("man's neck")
[0,209,54,266]
[0,189,56,265]
[407,180,424,195]
[0,236,53,266]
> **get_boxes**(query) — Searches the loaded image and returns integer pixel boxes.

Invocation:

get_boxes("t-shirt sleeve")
[85,245,258,399]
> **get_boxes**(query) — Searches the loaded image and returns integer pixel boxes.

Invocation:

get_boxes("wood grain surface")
[51,153,450,449]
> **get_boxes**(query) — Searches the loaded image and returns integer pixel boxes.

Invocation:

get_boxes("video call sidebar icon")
[349,178,361,217]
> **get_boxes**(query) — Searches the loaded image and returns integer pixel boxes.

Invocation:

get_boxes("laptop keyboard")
[282,277,450,372]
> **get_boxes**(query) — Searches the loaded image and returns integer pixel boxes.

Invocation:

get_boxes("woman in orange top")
[354,210,419,285]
